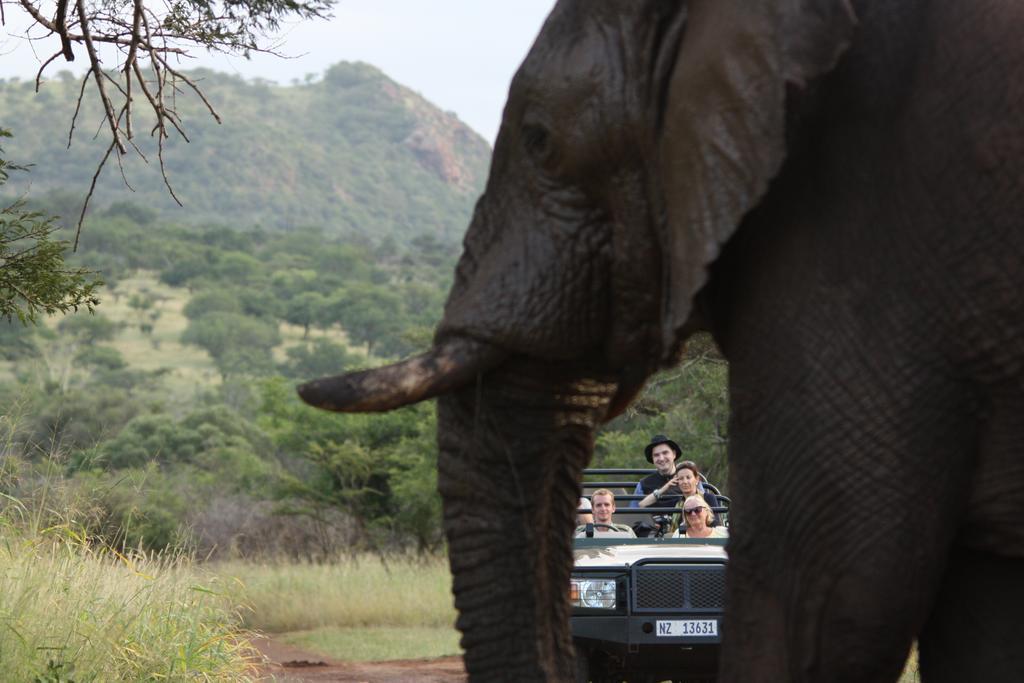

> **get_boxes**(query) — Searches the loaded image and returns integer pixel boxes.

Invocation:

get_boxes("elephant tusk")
[296,336,506,412]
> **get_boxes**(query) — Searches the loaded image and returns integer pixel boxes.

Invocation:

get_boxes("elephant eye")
[521,123,553,164]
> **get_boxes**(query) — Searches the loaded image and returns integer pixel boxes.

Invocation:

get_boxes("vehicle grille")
[633,564,726,612]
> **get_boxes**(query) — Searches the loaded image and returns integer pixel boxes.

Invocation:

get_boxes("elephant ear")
[658,0,857,357]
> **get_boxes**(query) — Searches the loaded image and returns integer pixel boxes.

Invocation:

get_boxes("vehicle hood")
[573,540,728,569]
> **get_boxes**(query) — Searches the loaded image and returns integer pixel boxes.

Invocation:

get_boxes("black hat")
[644,434,682,463]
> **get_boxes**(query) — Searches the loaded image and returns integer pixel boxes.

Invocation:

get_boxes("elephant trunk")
[436,360,618,681]
[296,336,505,412]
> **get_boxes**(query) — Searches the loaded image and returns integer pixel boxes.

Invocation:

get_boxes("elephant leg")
[718,376,972,682]
[436,364,615,682]
[712,274,977,682]
[918,551,1024,681]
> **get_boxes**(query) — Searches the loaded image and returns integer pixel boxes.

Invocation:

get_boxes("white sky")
[0,0,557,143]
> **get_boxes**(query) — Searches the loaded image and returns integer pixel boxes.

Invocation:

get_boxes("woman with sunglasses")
[672,495,728,538]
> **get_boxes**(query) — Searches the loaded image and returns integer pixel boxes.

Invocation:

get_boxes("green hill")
[0,62,489,243]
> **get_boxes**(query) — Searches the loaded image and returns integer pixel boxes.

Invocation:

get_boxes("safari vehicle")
[572,469,729,683]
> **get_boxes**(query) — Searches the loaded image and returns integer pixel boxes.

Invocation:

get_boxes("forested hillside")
[0,62,489,243]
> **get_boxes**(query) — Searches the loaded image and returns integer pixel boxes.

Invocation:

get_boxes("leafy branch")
[0,128,102,324]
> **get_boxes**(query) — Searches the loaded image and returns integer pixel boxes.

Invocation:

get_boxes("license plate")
[655,619,718,637]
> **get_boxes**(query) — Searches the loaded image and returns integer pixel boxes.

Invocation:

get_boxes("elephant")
[298,0,1024,680]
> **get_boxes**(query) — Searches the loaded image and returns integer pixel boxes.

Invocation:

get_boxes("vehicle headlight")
[570,578,616,609]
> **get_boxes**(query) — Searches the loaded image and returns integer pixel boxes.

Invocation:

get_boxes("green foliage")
[278,338,358,380]
[92,405,273,473]
[57,311,118,343]
[282,290,328,337]
[67,465,193,550]
[383,431,444,552]
[73,345,126,371]
[159,0,334,53]
[330,282,405,355]
[0,129,102,324]
[20,384,145,456]
[275,439,381,531]
[82,413,180,470]
[102,201,158,226]
[181,311,281,376]
[597,334,730,488]
[183,288,243,319]
[0,320,40,360]
[258,377,442,550]
[211,250,262,282]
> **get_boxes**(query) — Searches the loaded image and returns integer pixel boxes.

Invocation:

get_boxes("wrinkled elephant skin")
[300,1,1024,681]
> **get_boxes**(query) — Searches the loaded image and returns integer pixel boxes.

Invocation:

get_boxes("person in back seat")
[575,489,636,537]
[672,495,728,538]
[576,497,593,525]
[670,461,720,511]
[632,435,684,509]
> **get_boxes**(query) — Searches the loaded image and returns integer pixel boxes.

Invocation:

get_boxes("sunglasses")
[683,507,707,516]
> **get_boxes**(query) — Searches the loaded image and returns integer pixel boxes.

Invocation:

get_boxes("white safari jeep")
[571,469,728,683]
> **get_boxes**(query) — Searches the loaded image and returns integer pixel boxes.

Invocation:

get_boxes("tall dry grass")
[0,508,259,680]
[217,554,457,633]
[0,411,259,681]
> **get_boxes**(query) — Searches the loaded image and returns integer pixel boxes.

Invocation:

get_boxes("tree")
[0,320,41,360]
[180,311,281,378]
[101,201,158,226]
[211,251,262,283]
[0,129,102,324]
[57,311,118,344]
[282,291,328,339]
[127,291,157,333]
[331,283,403,356]
[94,404,272,471]
[10,0,334,228]
[257,377,439,551]
[74,345,126,371]
[183,289,243,320]
[279,338,358,380]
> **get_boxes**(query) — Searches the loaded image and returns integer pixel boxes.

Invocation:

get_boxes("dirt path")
[251,635,467,682]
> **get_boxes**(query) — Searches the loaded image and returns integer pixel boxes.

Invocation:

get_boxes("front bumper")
[571,614,720,677]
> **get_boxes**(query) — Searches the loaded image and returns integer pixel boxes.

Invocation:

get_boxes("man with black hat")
[631,434,685,508]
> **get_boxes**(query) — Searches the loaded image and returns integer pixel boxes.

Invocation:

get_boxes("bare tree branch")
[159,59,222,124]
[75,138,115,247]
[124,0,142,70]
[77,0,126,154]
[9,0,334,235]
[34,51,63,91]
[123,0,143,138]
[55,0,75,60]
[66,71,91,150]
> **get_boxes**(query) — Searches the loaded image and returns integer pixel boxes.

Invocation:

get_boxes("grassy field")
[93,272,221,393]
[0,515,257,680]
[216,554,462,661]
[214,555,929,674]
